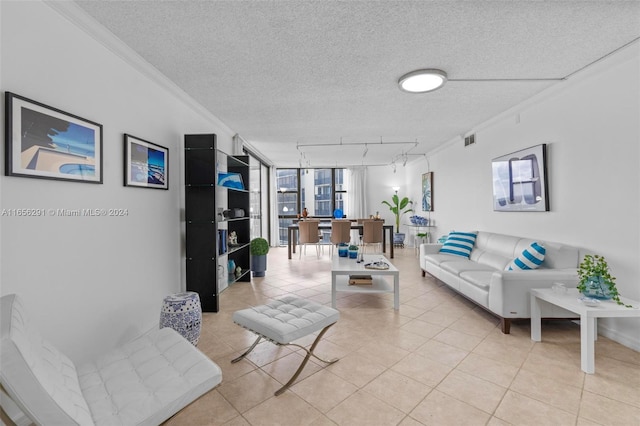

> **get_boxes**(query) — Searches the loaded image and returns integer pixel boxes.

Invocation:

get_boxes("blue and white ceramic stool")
[160,292,202,345]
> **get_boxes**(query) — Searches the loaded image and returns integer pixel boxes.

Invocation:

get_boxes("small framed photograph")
[124,134,169,190]
[5,92,103,183]
[422,172,433,211]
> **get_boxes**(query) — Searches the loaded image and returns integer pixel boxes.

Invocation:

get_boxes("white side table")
[407,224,436,256]
[530,288,640,374]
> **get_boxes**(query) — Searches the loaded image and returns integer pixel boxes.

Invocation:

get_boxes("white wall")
[0,1,235,362]
[405,43,640,349]
[367,164,409,231]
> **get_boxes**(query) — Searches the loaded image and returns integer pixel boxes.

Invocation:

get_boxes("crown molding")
[44,1,235,136]
[426,38,640,158]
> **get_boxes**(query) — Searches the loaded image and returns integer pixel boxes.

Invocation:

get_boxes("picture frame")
[124,134,169,190]
[217,172,244,190]
[4,92,103,183]
[422,172,433,211]
[491,143,549,212]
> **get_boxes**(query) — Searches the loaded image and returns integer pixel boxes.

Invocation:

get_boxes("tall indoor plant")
[250,237,270,277]
[382,191,413,246]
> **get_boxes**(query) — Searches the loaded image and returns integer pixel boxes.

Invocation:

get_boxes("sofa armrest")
[419,244,443,271]
[419,243,442,256]
[488,269,579,318]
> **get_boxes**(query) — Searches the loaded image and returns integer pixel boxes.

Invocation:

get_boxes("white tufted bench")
[232,296,340,396]
[0,294,222,426]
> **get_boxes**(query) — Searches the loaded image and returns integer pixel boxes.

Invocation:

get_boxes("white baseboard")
[598,323,640,352]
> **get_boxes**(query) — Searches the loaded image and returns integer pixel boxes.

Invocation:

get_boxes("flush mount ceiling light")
[398,69,448,93]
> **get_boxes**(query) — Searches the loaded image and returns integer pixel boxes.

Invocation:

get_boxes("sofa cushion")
[506,242,546,270]
[440,260,497,276]
[459,271,494,291]
[424,253,462,267]
[439,231,477,258]
[471,250,512,271]
[475,232,522,259]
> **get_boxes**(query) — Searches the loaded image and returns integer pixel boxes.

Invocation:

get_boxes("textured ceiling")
[73,1,639,167]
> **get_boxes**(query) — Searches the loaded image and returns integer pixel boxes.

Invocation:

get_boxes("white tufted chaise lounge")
[232,296,340,396]
[0,294,222,425]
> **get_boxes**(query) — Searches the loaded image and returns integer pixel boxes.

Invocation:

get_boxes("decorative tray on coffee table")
[364,261,390,270]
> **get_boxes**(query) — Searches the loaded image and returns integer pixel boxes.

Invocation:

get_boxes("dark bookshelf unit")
[184,134,250,312]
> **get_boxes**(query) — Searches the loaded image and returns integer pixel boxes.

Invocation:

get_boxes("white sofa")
[419,231,580,333]
[0,294,222,425]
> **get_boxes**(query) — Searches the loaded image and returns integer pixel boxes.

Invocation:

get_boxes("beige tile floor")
[167,247,640,426]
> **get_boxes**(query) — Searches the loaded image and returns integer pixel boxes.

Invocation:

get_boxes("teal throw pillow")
[506,242,546,270]
[439,231,477,259]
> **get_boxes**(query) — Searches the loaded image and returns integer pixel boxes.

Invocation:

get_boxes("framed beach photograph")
[4,92,103,183]
[422,172,433,211]
[124,134,169,189]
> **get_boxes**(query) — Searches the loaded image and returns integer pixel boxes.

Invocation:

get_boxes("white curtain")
[347,166,367,219]
[347,166,367,243]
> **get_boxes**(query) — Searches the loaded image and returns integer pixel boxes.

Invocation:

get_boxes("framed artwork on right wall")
[422,172,433,211]
[492,143,549,212]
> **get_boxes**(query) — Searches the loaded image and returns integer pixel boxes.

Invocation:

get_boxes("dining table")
[287,221,394,259]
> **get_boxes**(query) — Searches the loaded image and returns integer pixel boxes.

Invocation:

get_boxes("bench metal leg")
[230,323,339,396]
[231,335,262,363]
[275,323,338,396]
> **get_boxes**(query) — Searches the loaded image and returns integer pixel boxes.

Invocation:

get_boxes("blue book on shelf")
[219,229,227,255]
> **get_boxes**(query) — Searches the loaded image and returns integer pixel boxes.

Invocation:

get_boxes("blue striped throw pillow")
[506,242,546,270]
[439,231,477,258]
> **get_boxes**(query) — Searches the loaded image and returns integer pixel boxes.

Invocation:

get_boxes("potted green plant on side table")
[250,237,270,277]
[381,190,413,247]
[577,254,631,307]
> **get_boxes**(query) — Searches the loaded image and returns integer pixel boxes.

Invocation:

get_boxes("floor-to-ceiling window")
[245,150,270,242]
[276,169,299,245]
[276,168,347,245]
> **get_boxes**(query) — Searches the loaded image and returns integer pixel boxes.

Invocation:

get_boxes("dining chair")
[356,218,367,237]
[329,220,352,256]
[362,219,384,253]
[297,220,321,259]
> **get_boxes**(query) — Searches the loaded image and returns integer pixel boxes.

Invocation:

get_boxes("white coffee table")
[530,287,640,374]
[331,254,400,310]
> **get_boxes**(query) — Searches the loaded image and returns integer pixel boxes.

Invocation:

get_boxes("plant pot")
[393,232,405,247]
[348,249,358,259]
[581,276,612,300]
[338,243,348,257]
[251,254,267,277]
